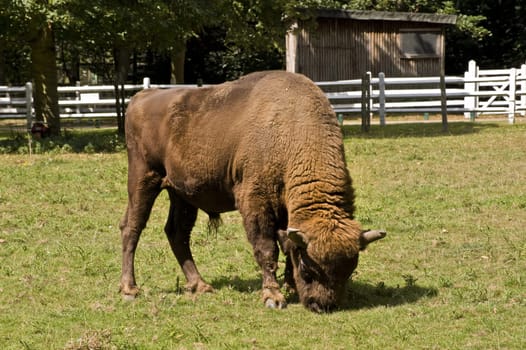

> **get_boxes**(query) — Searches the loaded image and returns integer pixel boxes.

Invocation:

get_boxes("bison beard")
[119,70,386,312]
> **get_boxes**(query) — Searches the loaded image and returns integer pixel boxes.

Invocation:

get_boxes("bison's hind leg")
[165,191,214,294]
[120,170,163,299]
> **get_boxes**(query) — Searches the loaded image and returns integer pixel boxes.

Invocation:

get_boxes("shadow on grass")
[342,121,502,139]
[211,276,262,293]
[209,275,437,311]
[0,128,125,154]
[1,122,511,154]
[341,280,437,311]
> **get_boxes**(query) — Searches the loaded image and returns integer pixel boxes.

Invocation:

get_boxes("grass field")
[0,121,525,349]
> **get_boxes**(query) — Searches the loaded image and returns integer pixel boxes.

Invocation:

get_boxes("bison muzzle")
[119,71,385,312]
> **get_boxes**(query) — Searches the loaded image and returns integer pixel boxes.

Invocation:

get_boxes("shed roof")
[315,9,457,25]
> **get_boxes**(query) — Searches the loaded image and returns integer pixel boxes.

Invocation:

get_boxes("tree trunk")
[60,43,80,84]
[30,21,60,135]
[114,45,131,134]
[170,40,186,84]
[0,48,5,83]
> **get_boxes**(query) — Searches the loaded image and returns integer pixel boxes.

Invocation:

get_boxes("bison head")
[281,226,385,312]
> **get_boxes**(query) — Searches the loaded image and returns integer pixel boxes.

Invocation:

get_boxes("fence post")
[143,77,151,89]
[25,82,33,132]
[75,81,81,115]
[440,71,448,132]
[378,72,386,126]
[361,72,371,132]
[337,113,344,126]
[520,64,526,117]
[508,68,516,124]
[368,71,373,120]
[464,60,478,119]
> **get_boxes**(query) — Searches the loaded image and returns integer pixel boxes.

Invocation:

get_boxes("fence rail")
[1,60,525,128]
[0,80,202,129]
[320,60,526,125]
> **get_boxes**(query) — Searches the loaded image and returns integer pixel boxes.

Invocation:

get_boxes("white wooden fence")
[0,79,202,129]
[1,60,525,128]
[320,60,526,125]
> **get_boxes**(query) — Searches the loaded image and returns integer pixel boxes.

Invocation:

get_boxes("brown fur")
[119,71,369,312]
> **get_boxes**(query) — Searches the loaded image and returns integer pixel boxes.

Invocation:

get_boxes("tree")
[452,0,525,69]
[207,0,341,79]
[61,0,217,131]
[149,0,216,84]
[62,0,146,131]
[0,10,31,84]
[1,0,61,135]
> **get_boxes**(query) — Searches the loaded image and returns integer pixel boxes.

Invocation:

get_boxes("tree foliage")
[61,0,212,83]
[453,0,526,68]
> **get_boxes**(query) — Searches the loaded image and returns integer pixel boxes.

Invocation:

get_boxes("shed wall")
[292,18,444,81]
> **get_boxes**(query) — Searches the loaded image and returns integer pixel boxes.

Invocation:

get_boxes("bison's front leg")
[241,207,286,309]
[277,230,297,294]
[256,243,286,309]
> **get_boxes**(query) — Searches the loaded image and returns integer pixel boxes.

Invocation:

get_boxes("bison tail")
[207,212,223,236]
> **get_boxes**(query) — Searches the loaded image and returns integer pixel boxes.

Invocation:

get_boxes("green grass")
[1,122,525,349]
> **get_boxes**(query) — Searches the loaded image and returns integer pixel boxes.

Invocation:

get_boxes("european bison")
[119,71,385,312]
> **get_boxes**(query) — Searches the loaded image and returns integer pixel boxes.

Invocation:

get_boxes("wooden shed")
[286,9,457,81]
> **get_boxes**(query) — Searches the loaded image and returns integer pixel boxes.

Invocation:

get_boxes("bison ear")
[287,227,308,249]
[360,229,386,250]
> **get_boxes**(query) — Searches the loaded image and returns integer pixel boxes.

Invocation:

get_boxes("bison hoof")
[265,298,287,310]
[120,284,140,301]
[122,293,137,301]
[185,280,214,294]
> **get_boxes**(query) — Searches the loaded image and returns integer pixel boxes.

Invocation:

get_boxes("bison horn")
[287,228,308,249]
[360,229,387,250]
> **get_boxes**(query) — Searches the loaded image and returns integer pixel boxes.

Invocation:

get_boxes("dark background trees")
[1,0,524,134]
[446,0,526,73]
